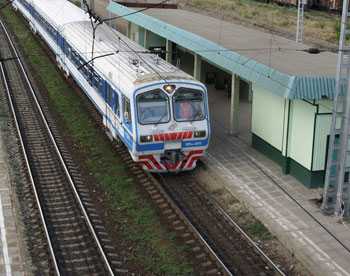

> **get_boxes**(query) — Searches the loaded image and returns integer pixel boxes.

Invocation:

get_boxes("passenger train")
[12,0,210,172]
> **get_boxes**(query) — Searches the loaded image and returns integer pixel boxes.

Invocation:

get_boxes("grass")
[228,199,240,205]
[211,188,225,196]
[181,0,340,44]
[337,216,350,224]
[245,219,274,240]
[235,210,273,240]
[1,7,193,275]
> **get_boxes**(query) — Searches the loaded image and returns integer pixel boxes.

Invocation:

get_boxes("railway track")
[155,171,286,275]
[0,15,126,276]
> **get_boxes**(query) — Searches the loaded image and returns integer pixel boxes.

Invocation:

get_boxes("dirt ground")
[177,1,339,52]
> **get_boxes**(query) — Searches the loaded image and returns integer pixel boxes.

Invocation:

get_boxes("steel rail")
[0,16,114,275]
[197,180,286,275]
[154,175,233,276]
[0,61,61,275]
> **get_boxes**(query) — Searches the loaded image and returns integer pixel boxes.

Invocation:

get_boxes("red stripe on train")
[151,131,196,141]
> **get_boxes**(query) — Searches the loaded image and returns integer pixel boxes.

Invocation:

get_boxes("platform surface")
[202,117,350,276]
[0,132,26,275]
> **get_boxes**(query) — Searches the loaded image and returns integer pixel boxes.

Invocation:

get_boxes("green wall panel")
[252,135,285,167]
[252,134,325,189]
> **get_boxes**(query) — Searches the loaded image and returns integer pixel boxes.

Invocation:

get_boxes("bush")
[334,20,350,41]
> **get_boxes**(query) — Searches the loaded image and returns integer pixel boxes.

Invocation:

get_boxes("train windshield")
[137,89,170,125]
[173,88,205,122]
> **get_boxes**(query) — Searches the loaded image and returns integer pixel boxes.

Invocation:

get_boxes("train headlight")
[164,84,176,93]
[140,135,153,143]
[194,131,206,138]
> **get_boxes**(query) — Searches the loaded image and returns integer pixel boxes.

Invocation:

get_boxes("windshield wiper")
[154,111,168,127]
[190,107,204,122]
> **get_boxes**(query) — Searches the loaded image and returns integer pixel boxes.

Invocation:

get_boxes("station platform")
[0,132,26,275]
[202,88,350,276]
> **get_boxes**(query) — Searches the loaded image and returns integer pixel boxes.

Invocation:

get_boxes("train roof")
[30,0,90,28]
[63,20,197,97]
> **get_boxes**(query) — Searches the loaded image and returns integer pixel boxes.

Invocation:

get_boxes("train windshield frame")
[172,88,206,122]
[136,89,170,125]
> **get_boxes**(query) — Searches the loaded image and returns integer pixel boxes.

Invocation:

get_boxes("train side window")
[94,74,99,90]
[106,83,112,105]
[74,53,77,66]
[79,60,84,73]
[123,97,131,124]
[84,65,88,78]
[88,66,93,85]
[74,52,78,66]
[99,78,103,95]
[76,54,80,67]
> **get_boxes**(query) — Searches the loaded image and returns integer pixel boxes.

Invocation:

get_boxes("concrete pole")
[144,29,149,49]
[194,54,201,81]
[230,74,240,135]
[127,22,131,39]
[166,39,173,63]
[248,81,253,103]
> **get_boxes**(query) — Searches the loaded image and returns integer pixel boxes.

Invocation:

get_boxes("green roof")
[107,2,336,100]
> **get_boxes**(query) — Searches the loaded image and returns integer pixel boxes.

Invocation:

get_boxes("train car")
[256,0,342,11]
[12,0,210,172]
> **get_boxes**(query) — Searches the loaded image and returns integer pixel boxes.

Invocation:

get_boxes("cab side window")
[123,97,131,124]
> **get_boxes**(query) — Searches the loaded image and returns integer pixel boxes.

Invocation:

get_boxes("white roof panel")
[31,0,90,27]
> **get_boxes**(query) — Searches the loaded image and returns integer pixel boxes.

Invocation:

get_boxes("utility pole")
[296,0,304,43]
[322,0,350,217]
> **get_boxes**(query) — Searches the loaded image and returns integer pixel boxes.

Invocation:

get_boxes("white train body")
[13,0,210,172]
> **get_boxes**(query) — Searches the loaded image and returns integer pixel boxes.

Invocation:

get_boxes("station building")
[107,1,337,189]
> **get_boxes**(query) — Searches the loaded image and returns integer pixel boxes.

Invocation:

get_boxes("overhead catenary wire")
[4,1,340,120]
[97,2,337,114]
[8,0,350,261]
[81,0,170,85]
[0,0,14,10]
[2,0,338,119]
[102,0,168,24]
[4,0,341,129]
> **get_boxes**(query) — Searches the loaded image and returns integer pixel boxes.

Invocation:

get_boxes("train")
[12,0,210,172]
[258,0,342,12]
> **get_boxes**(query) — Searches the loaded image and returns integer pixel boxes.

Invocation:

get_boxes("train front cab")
[132,82,210,172]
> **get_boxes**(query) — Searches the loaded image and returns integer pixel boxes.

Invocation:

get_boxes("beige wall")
[288,100,316,170]
[252,85,285,151]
